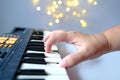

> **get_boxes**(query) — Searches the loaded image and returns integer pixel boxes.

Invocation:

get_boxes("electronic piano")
[0,27,69,80]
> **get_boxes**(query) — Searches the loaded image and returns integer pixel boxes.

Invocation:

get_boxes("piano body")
[0,27,69,80]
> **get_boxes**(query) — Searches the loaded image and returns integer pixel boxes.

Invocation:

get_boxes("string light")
[32,0,99,28]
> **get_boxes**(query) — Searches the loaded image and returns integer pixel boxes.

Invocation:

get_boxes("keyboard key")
[18,69,47,75]
[26,50,61,58]
[28,42,44,46]
[23,57,61,64]
[33,31,43,35]
[24,53,46,58]
[27,46,45,52]
[26,51,61,58]
[31,36,43,40]
[30,40,43,42]
[22,58,47,64]
[17,75,69,80]
[20,63,67,75]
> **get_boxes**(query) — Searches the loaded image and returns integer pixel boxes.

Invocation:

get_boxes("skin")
[43,25,120,68]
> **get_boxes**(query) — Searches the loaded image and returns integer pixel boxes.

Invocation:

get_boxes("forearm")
[103,25,120,51]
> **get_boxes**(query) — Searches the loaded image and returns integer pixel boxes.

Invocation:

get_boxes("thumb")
[59,51,88,68]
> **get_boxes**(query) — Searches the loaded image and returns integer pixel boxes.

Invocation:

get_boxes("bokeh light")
[32,0,98,28]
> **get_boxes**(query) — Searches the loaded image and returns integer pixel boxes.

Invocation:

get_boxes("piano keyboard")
[0,27,69,80]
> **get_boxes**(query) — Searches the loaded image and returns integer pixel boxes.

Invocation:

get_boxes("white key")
[17,75,69,80]
[30,39,43,42]
[44,58,61,63]
[52,45,58,51]
[21,63,67,75]
[26,50,61,58]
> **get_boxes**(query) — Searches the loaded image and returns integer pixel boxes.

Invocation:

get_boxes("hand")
[43,30,110,68]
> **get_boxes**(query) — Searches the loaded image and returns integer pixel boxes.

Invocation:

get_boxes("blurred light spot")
[80,19,87,27]
[47,11,52,15]
[82,9,87,14]
[88,0,93,4]
[52,1,59,8]
[58,0,62,5]
[36,6,41,11]
[49,22,53,26]
[52,13,63,19]
[66,7,71,12]
[59,13,63,17]
[55,19,60,23]
[72,11,77,16]
[52,1,57,5]
[93,1,97,6]
[76,13,81,17]
[66,0,79,7]
[32,0,39,6]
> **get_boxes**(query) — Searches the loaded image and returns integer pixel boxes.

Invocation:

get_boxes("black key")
[22,58,47,64]
[31,36,43,40]
[28,42,44,46]
[24,53,46,58]
[27,46,45,52]
[18,69,47,75]
[33,31,43,35]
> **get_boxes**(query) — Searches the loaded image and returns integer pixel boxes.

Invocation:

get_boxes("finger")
[42,35,49,42]
[59,50,88,68]
[44,30,67,52]
[45,37,55,52]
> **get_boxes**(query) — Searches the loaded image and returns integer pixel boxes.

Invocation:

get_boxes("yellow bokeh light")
[49,22,53,26]
[72,11,77,16]
[52,1,59,8]
[66,0,79,7]
[52,13,63,19]
[66,7,71,12]
[93,1,97,6]
[59,13,63,17]
[55,19,60,23]
[76,13,81,17]
[88,0,93,4]
[58,0,62,5]
[36,6,41,11]
[52,1,57,5]
[47,6,56,13]
[32,0,39,6]
[80,19,87,27]
[82,9,87,14]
